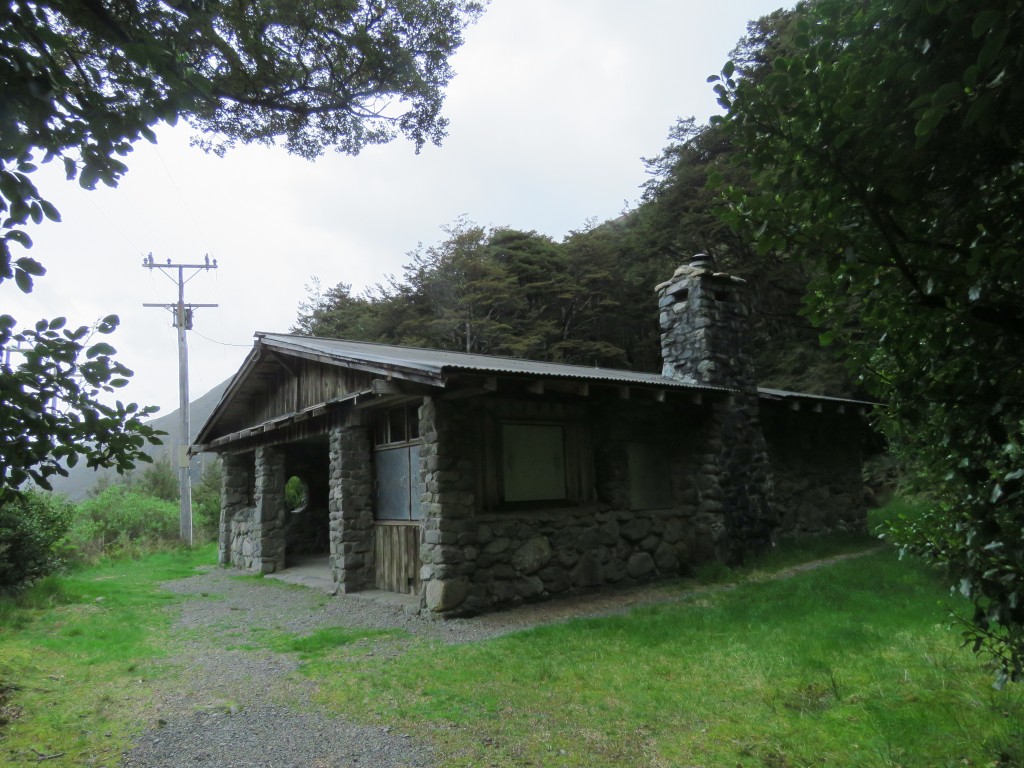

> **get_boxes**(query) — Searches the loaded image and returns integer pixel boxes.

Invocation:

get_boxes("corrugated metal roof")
[757,386,875,407]
[256,333,728,392]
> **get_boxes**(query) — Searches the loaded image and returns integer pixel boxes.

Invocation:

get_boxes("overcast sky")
[7,0,787,417]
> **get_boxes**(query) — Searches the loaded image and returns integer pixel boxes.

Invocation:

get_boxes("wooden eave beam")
[198,389,373,450]
[371,378,438,396]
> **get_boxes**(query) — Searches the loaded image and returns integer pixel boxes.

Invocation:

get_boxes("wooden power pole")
[143,254,218,544]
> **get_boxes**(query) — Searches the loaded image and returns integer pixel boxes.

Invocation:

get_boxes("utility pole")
[143,254,218,544]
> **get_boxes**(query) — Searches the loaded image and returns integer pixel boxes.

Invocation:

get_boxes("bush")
[69,485,179,557]
[0,491,74,591]
[192,459,222,543]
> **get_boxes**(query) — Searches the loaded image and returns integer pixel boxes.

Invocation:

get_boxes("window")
[372,404,424,522]
[372,403,420,447]
[284,475,310,514]
[501,423,567,503]
[628,443,673,510]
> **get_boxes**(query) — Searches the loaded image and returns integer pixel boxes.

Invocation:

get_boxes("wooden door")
[373,443,423,593]
[374,522,420,593]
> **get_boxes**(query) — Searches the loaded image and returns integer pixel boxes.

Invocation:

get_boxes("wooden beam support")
[371,378,403,395]
[526,381,545,395]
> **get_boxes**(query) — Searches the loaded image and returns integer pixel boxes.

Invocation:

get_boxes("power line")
[190,329,252,348]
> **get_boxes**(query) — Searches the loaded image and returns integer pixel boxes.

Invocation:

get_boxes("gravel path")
[122,549,880,767]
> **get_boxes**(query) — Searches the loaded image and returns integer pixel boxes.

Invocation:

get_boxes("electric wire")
[152,141,209,244]
[190,328,251,347]
[72,182,146,256]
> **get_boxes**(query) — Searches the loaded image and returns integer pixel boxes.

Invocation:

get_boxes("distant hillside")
[49,377,232,501]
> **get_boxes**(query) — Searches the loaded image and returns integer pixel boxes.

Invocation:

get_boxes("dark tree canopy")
[714,0,1024,682]
[294,203,853,398]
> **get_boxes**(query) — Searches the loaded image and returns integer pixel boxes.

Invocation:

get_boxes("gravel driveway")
[122,551,878,767]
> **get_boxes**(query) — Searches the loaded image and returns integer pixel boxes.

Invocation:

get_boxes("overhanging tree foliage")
[0,0,482,501]
[0,314,161,500]
[713,0,1024,682]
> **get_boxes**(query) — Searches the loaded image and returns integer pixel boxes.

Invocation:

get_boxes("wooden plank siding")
[249,358,375,427]
[374,522,421,594]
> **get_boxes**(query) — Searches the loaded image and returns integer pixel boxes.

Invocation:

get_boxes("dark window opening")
[628,443,673,510]
[501,423,567,503]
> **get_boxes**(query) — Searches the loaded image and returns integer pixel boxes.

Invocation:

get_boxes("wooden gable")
[198,349,377,447]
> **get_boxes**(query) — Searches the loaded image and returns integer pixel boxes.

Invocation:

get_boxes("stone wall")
[418,396,734,617]
[328,425,375,592]
[419,397,478,613]
[221,452,253,568]
[761,405,866,536]
[254,446,287,572]
[223,446,287,573]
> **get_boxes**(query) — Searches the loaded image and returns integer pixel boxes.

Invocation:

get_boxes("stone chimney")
[655,254,775,562]
[656,253,757,393]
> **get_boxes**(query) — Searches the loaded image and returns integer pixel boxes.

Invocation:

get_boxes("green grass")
[295,551,1024,767]
[258,626,405,658]
[2,513,1022,768]
[0,545,216,767]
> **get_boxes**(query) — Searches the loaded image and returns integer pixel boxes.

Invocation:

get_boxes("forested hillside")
[293,10,853,397]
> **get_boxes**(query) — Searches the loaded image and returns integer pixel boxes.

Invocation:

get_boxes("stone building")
[194,256,868,615]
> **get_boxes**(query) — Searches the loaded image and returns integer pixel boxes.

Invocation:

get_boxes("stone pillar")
[419,398,477,614]
[253,445,286,573]
[219,453,252,567]
[656,254,776,561]
[328,425,374,593]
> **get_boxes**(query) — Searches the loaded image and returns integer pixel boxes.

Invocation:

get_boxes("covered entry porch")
[214,397,427,601]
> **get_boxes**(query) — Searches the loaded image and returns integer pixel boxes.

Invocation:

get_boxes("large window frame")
[371,404,424,522]
[500,422,568,504]
[478,415,594,512]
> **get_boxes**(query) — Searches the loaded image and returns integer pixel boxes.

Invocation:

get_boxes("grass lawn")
[0,545,216,767]
[1,524,1022,767]
[299,549,1024,767]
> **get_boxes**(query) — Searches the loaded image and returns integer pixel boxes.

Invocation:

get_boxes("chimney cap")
[690,253,715,269]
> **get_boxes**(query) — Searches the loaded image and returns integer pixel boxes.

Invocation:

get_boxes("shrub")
[136,456,179,502]
[192,459,222,543]
[69,485,178,557]
[0,491,74,591]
